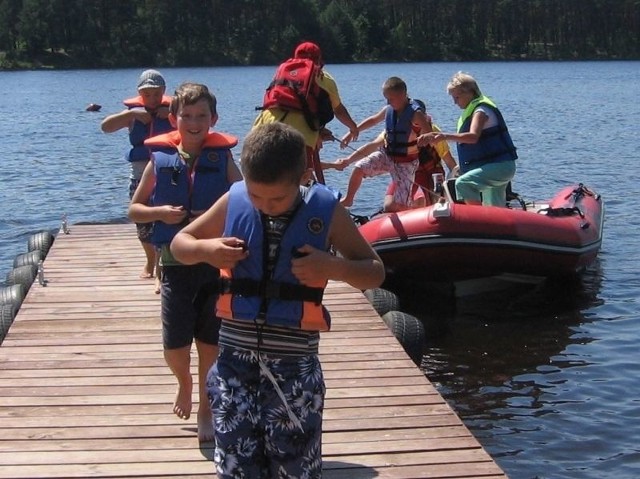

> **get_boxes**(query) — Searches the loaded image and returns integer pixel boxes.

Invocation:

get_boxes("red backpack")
[261,58,334,130]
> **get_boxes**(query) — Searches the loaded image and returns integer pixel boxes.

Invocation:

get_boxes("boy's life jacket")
[216,181,338,332]
[384,100,422,162]
[260,57,334,131]
[456,95,518,173]
[123,95,174,162]
[144,130,238,246]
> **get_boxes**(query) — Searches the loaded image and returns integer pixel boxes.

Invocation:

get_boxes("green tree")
[0,0,21,55]
[1,0,638,69]
[18,0,51,55]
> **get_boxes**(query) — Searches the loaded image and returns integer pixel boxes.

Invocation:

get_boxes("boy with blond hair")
[337,76,434,211]
[101,69,174,287]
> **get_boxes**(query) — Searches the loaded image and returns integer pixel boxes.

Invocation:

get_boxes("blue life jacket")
[456,95,517,173]
[217,181,338,331]
[146,131,238,246]
[123,95,174,162]
[384,100,421,162]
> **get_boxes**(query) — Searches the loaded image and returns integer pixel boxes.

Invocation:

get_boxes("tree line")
[0,0,638,69]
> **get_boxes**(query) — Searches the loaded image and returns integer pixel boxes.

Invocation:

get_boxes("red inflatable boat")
[357,183,604,282]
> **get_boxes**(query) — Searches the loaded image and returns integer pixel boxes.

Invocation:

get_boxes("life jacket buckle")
[219,278,232,294]
[263,281,281,299]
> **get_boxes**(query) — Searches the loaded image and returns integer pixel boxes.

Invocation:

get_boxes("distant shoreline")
[1,50,637,72]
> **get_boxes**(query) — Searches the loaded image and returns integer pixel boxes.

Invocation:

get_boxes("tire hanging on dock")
[27,230,55,256]
[364,288,401,316]
[6,264,38,293]
[0,284,24,343]
[382,310,426,363]
[0,284,26,309]
[1,230,54,345]
[13,249,44,268]
[0,302,18,345]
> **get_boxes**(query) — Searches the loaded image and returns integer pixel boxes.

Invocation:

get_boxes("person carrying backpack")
[254,41,359,184]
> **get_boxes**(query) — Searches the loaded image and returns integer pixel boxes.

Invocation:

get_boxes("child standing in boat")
[170,122,384,478]
[101,69,175,291]
[337,76,434,211]
[128,82,242,443]
[335,98,458,210]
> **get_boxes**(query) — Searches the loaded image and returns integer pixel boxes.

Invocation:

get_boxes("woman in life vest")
[419,71,517,207]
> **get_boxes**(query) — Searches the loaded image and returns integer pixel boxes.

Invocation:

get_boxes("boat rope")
[538,206,585,218]
[566,183,599,201]
[328,133,358,152]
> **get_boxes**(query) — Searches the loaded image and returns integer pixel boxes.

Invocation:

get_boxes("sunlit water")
[1,62,638,479]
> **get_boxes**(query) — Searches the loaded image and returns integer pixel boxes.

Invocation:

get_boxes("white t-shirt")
[475,105,499,129]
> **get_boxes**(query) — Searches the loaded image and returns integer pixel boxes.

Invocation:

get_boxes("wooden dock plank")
[0,224,507,478]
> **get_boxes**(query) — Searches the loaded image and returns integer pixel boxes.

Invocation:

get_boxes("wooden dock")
[0,224,508,478]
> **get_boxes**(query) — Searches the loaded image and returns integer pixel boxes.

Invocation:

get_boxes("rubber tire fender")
[27,230,55,255]
[382,310,426,363]
[0,303,18,345]
[0,284,25,309]
[6,264,38,293]
[13,250,43,268]
[364,288,400,316]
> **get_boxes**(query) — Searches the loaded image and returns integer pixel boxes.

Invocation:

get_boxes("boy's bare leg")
[140,241,156,278]
[195,340,219,442]
[412,196,426,209]
[154,251,162,294]
[384,200,409,212]
[164,346,193,420]
[340,167,364,208]
[384,195,421,211]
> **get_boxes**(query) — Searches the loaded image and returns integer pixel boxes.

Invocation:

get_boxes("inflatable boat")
[357,182,604,283]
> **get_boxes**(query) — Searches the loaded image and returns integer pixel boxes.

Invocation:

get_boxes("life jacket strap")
[217,277,324,305]
[225,277,324,305]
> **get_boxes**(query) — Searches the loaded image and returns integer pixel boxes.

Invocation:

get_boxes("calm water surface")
[1,62,638,479]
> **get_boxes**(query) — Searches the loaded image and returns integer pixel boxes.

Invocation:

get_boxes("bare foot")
[197,407,215,443]
[154,277,161,294]
[139,270,153,279]
[340,197,353,208]
[173,380,193,420]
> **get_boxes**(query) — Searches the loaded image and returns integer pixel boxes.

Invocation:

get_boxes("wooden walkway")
[0,224,508,479]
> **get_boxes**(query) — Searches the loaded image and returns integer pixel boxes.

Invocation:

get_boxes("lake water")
[1,62,638,479]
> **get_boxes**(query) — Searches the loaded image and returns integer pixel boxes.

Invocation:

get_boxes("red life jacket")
[261,58,333,130]
[123,95,173,109]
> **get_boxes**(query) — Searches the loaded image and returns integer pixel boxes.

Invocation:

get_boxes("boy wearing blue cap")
[101,69,174,289]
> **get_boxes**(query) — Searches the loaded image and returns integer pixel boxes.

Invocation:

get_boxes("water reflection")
[416,262,604,396]
[387,263,610,477]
